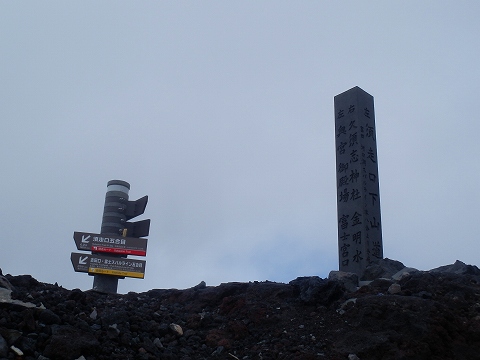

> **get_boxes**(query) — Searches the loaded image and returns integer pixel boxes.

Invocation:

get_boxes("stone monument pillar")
[334,86,383,275]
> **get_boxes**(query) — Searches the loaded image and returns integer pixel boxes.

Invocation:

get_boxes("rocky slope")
[1,259,480,360]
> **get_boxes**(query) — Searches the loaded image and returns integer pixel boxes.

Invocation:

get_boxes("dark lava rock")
[289,276,344,305]
[38,308,61,325]
[43,325,100,359]
[430,259,480,276]
[0,334,8,357]
[1,260,480,359]
[361,258,406,280]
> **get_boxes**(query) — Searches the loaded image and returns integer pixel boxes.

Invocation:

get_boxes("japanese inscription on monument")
[334,86,383,275]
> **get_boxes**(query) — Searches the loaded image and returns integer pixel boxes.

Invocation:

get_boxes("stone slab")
[334,86,383,275]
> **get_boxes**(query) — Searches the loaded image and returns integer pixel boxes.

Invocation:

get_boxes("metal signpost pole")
[71,180,150,292]
[92,180,131,293]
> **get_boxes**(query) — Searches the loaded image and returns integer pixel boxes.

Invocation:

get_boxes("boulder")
[0,334,8,358]
[430,260,480,276]
[328,271,359,292]
[43,325,100,360]
[0,276,14,290]
[170,323,183,336]
[289,276,345,305]
[361,258,405,280]
[387,283,402,294]
[392,267,419,281]
[38,309,61,325]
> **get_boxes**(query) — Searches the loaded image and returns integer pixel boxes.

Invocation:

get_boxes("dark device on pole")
[124,196,150,238]
[92,180,150,293]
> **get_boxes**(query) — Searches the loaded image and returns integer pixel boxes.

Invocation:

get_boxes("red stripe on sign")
[92,246,146,257]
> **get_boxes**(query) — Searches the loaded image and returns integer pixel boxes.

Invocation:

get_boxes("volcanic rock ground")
[1,259,480,360]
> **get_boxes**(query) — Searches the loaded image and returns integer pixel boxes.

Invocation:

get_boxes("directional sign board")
[71,252,146,279]
[73,231,147,256]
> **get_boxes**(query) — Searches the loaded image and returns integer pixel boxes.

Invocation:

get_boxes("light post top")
[106,180,130,195]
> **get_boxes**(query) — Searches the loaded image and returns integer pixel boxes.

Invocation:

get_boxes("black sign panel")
[73,231,147,256]
[70,252,146,279]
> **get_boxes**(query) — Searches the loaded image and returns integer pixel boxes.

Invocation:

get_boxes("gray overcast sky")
[1,2,479,293]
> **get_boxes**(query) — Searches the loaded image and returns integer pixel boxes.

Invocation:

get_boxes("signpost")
[71,180,151,293]
[71,253,146,279]
[73,231,148,256]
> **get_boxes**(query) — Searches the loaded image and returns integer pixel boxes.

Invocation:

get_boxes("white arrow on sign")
[78,256,88,265]
[81,235,91,244]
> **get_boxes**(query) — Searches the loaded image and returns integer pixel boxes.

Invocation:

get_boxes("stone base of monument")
[328,271,359,292]
[360,258,406,281]
[332,260,422,291]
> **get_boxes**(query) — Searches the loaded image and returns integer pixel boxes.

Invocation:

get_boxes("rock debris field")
[1,259,480,360]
